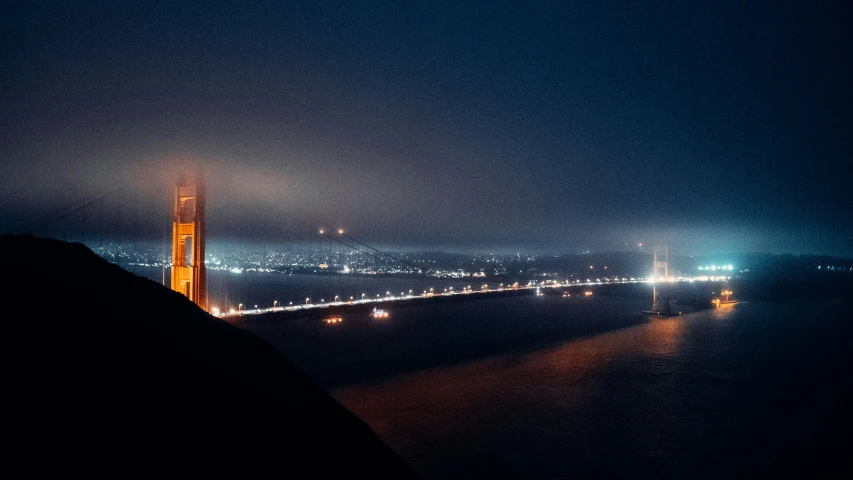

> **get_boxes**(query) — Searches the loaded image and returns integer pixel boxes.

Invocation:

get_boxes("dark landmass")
[2,234,418,477]
[396,250,853,279]
[292,250,853,284]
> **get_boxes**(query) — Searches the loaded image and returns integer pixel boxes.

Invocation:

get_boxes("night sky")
[2,1,850,255]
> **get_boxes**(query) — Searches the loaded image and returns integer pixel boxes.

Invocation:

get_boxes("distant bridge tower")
[651,244,670,313]
[652,244,668,281]
[170,177,207,311]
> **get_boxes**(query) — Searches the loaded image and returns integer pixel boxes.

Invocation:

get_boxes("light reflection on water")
[241,293,653,387]
[333,300,851,479]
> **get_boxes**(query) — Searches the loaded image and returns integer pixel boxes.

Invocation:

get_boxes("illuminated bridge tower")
[170,177,207,311]
[651,244,670,313]
[652,244,668,281]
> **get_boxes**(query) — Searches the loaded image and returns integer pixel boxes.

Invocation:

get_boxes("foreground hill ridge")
[3,234,418,476]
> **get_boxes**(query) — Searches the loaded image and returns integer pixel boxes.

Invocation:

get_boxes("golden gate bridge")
[12,176,729,319]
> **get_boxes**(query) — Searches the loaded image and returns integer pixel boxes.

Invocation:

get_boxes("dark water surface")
[238,292,654,387]
[235,291,852,479]
[330,300,851,478]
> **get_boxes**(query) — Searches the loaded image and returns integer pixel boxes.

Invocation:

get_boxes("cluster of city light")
[430,269,480,278]
[698,265,734,271]
[106,239,597,280]
[692,275,732,282]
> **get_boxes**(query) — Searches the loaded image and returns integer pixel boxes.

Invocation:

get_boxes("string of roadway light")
[214,274,732,318]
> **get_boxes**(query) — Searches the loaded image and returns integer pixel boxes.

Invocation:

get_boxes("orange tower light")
[170,176,207,311]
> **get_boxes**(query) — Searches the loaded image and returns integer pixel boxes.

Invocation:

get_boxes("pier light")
[319,229,324,234]
[289,301,293,305]
[361,293,366,300]
[408,290,413,295]
[338,228,344,234]
[238,303,243,312]
[305,297,310,305]
[254,304,258,309]
[273,300,278,308]
[335,295,339,302]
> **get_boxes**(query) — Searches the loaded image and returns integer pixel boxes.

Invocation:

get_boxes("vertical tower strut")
[652,244,670,313]
[170,176,207,311]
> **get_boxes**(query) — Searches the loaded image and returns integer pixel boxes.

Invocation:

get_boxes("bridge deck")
[217,279,677,320]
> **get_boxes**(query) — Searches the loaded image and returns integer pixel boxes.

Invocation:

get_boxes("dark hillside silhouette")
[2,234,418,477]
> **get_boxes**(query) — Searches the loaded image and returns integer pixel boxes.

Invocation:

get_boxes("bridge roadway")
[215,278,711,320]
